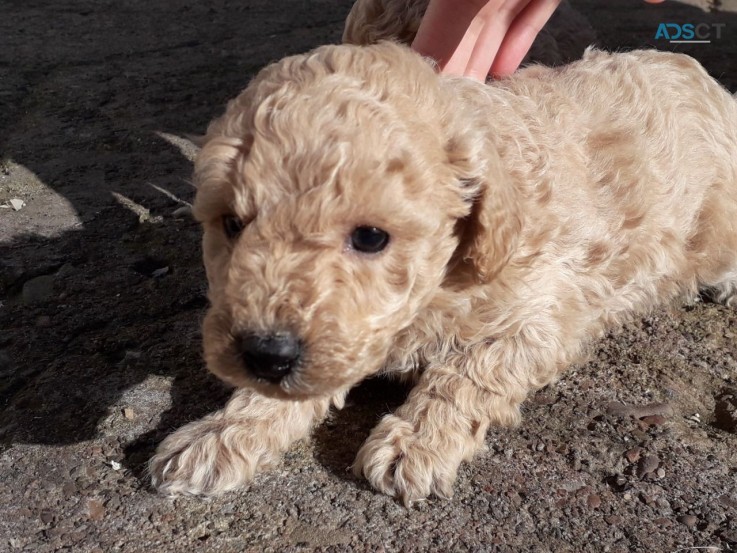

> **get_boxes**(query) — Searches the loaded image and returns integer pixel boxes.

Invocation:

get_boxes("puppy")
[150,42,737,505]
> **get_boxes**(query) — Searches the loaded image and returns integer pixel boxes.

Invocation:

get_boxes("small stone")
[636,455,660,478]
[653,517,671,527]
[124,350,142,361]
[62,482,77,496]
[624,447,643,464]
[172,205,193,218]
[656,468,666,479]
[105,496,121,511]
[640,414,667,426]
[605,515,623,525]
[587,494,602,509]
[35,315,51,327]
[151,266,169,278]
[56,263,75,279]
[22,275,55,304]
[110,460,122,471]
[123,408,136,420]
[677,515,698,528]
[87,499,105,521]
[39,510,54,524]
[9,198,25,211]
[721,529,737,543]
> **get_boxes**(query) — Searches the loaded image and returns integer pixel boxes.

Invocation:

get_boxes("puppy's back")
[476,49,737,306]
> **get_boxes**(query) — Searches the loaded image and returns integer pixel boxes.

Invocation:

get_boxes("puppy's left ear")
[445,126,523,284]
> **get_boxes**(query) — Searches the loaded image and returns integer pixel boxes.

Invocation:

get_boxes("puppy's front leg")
[354,366,523,506]
[150,388,335,496]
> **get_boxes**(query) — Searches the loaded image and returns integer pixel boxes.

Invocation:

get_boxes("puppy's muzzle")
[237,332,302,383]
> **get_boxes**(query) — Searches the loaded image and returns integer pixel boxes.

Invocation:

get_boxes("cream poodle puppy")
[150,39,737,504]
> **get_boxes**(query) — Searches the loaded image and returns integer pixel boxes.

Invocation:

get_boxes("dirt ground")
[1,1,736,551]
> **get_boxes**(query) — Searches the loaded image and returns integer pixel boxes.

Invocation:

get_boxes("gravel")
[1,0,736,551]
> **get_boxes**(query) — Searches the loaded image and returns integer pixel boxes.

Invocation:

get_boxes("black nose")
[238,332,302,382]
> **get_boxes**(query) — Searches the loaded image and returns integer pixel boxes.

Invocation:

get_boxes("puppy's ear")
[445,131,522,283]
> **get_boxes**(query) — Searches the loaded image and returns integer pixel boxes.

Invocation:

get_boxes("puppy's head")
[193,42,521,398]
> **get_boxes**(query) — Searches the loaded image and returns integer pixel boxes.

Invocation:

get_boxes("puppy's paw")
[149,416,274,496]
[352,414,461,506]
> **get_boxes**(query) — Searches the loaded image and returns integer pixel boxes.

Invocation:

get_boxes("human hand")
[411,0,561,80]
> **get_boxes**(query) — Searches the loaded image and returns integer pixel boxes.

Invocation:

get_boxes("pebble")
[87,499,105,521]
[587,494,602,509]
[677,515,698,528]
[636,455,660,478]
[639,414,667,426]
[151,266,169,278]
[39,510,54,524]
[35,315,51,327]
[56,263,75,279]
[123,408,136,420]
[656,468,666,479]
[61,481,77,496]
[604,515,623,525]
[22,275,55,304]
[172,205,193,218]
[624,447,643,464]
[9,198,25,211]
[653,517,671,527]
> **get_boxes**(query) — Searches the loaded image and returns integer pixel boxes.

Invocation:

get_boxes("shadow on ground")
[0,0,352,451]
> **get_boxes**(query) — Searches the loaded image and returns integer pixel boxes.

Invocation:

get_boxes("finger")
[411,0,490,75]
[490,0,561,77]
[462,0,530,81]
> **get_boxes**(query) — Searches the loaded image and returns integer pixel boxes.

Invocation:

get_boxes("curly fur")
[150,36,737,505]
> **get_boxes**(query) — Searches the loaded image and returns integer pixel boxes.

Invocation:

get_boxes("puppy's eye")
[350,226,390,253]
[222,215,245,240]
